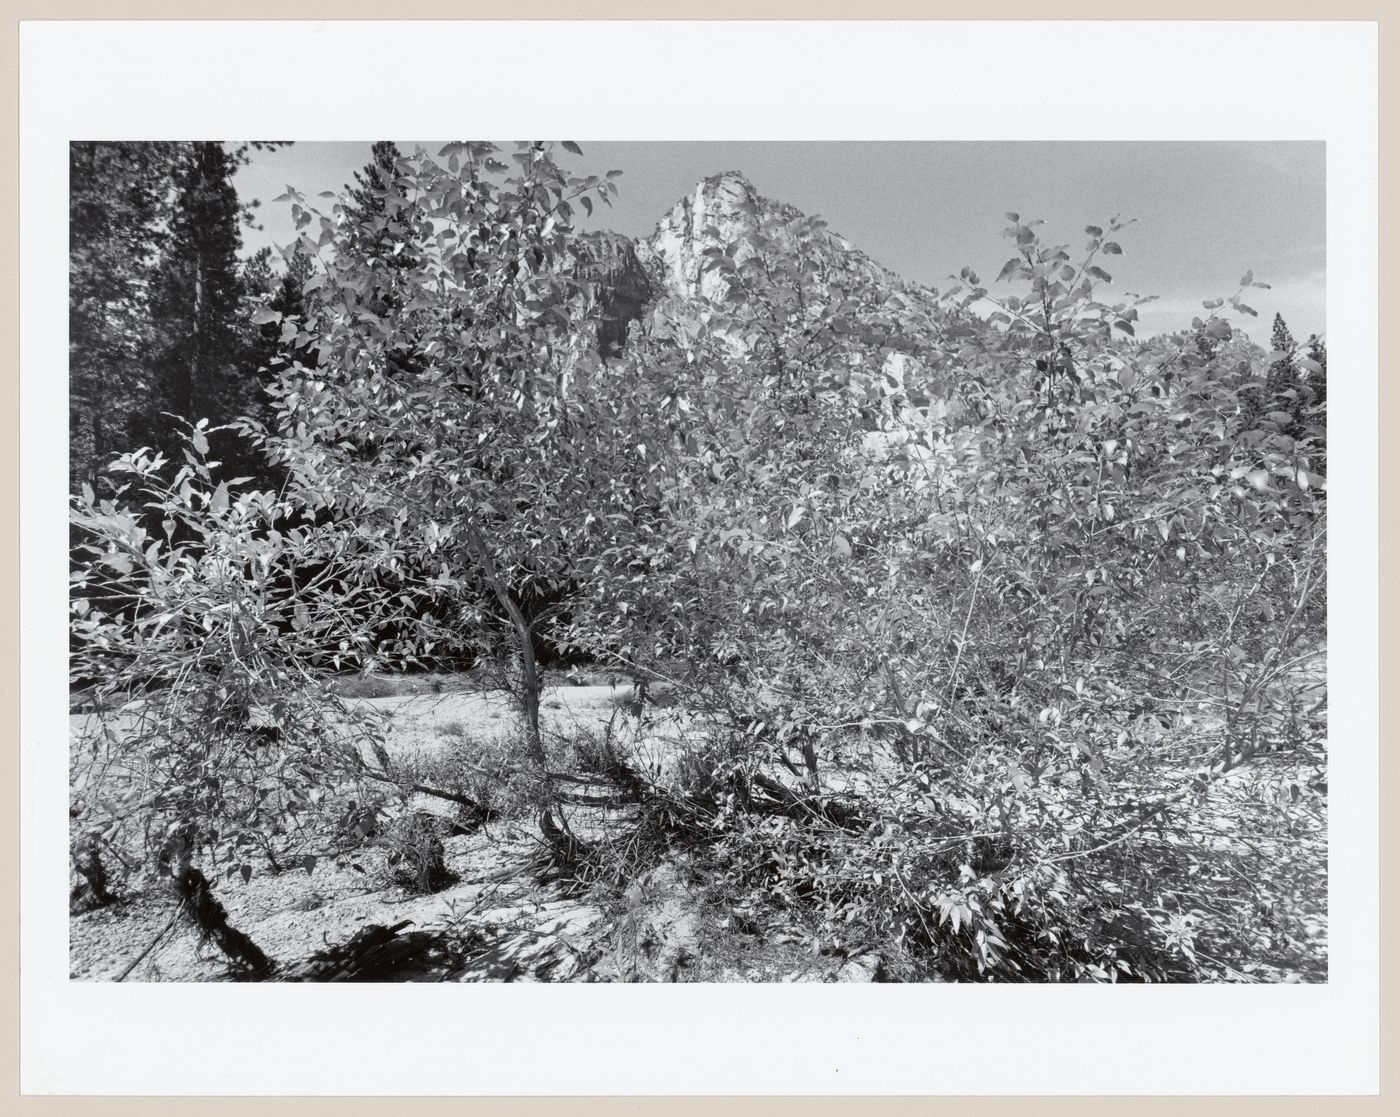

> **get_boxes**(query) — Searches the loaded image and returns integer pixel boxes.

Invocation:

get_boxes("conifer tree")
[1305,334,1327,413]
[339,142,426,375]
[69,142,177,491]
[145,142,248,440]
[345,141,408,220]
[342,142,423,271]
[1250,312,1302,436]
[71,141,291,490]
[1265,312,1298,401]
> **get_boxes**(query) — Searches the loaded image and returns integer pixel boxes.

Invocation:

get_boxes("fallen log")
[751,773,866,830]
[173,867,273,978]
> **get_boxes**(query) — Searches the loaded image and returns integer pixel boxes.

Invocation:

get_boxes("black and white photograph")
[65,137,1329,985]
[19,15,1381,1099]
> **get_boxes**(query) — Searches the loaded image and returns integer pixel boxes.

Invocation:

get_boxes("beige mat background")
[3,1,1392,1111]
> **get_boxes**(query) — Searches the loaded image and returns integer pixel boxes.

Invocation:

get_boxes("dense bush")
[569,209,1326,980]
[69,144,1325,981]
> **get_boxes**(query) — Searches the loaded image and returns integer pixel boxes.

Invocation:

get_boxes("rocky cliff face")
[633,170,938,313]
[574,230,653,356]
[633,171,765,303]
[576,170,950,419]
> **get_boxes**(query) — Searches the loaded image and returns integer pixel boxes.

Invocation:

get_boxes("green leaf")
[1102,242,1123,255]
[561,141,583,156]
[1085,225,1103,237]
[191,429,209,456]
[251,307,283,326]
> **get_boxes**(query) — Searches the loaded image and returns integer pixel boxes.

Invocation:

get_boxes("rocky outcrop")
[565,169,954,423]
[574,230,654,356]
[635,170,939,313]
[634,171,766,303]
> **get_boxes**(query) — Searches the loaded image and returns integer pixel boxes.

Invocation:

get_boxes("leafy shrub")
[393,722,543,821]
[380,811,457,894]
[68,144,1325,982]
[69,432,392,882]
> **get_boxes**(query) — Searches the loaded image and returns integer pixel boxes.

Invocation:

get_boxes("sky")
[235,141,1325,342]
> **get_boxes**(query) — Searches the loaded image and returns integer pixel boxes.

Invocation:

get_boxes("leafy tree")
[591,213,1326,980]
[259,142,626,848]
[70,429,389,911]
[69,149,1327,982]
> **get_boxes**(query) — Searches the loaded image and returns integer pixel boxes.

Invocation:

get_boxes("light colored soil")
[68,672,1327,983]
[69,683,878,983]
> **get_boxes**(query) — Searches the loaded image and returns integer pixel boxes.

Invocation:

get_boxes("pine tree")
[1265,312,1299,404]
[342,142,423,270]
[242,244,318,413]
[1305,334,1327,413]
[71,141,292,492]
[340,142,427,377]
[345,140,408,221]
[69,141,177,491]
[145,142,248,442]
[1254,312,1303,436]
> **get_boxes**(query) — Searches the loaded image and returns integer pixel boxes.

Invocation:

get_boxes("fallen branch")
[173,867,274,978]
[751,772,866,831]
[358,765,491,815]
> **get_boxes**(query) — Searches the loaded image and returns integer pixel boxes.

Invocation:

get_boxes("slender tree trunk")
[189,253,202,419]
[91,410,104,486]
[462,527,577,848]
[466,526,546,769]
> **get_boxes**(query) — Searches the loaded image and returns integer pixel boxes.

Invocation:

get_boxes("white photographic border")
[19,18,1379,1096]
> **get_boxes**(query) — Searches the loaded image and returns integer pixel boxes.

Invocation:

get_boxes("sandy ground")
[69,682,868,983]
[68,685,628,980]
[67,672,1326,983]
[70,682,634,753]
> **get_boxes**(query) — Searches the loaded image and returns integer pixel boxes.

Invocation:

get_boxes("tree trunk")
[188,253,202,419]
[467,527,547,770]
[463,528,577,852]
